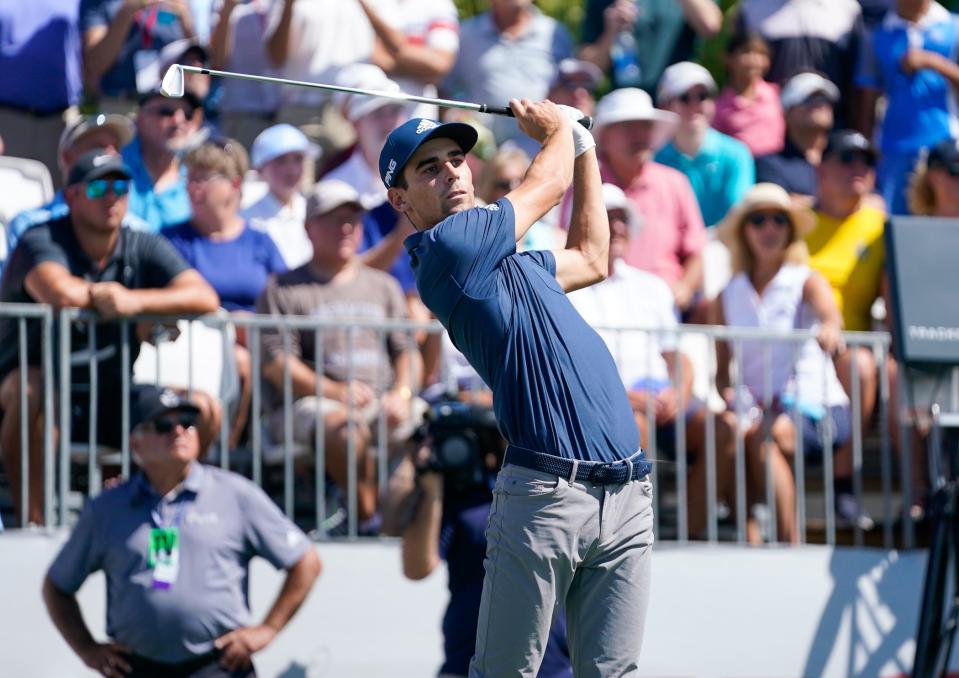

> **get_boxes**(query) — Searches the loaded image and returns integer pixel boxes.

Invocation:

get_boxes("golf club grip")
[481,104,593,131]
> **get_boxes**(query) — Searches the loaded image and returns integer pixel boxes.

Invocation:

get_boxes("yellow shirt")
[807,205,885,332]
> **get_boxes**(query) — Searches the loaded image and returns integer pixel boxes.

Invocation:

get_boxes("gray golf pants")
[468,463,654,677]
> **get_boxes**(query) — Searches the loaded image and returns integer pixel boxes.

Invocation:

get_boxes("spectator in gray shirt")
[43,384,322,677]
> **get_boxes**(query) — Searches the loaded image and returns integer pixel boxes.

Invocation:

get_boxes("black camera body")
[422,401,502,491]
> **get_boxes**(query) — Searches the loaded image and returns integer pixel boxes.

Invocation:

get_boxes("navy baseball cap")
[130,385,200,430]
[379,118,478,188]
[823,129,878,163]
[66,149,132,186]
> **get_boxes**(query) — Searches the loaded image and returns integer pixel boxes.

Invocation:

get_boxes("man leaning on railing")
[0,150,219,526]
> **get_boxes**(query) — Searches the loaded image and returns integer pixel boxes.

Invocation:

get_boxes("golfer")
[382,100,654,676]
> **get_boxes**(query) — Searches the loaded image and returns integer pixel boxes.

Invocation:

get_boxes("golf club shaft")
[176,65,592,129]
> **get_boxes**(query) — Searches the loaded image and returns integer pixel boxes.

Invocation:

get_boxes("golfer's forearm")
[528,129,574,205]
[565,148,609,274]
[43,578,96,658]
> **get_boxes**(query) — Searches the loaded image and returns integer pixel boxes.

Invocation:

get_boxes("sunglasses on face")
[835,149,876,168]
[931,161,959,177]
[678,91,712,105]
[146,413,198,434]
[746,211,790,228]
[85,178,130,199]
[148,104,197,119]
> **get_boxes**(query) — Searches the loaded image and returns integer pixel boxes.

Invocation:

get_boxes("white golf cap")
[657,61,717,103]
[251,124,319,169]
[602,183,642,235]
[334,63,407,123]
[305,179,364,219]
[780,71,839,111]
[593,88,679,150]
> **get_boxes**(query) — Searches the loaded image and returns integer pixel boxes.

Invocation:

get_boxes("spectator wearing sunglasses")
[755,72,839,203]
[806,131,886,530]
[43,384,321,677]
[656,61,755,228]
[121,87,204,233]
[0,149,220,526]
[711,183,855,543]
[3,112,151,278]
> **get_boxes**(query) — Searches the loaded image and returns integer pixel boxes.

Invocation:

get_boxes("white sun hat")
[593,88,679,150]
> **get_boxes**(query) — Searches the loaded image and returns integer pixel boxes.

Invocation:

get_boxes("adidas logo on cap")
[416,119,439,135]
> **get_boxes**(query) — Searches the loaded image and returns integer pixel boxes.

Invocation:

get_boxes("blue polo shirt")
[656,128,755,227]
[122,138,192,233]
[0,0,82,112]
[404,199,639,463]
[47,463,311,662]
[855,4,959,154]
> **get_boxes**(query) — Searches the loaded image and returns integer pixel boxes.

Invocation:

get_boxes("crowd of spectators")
[1,0,957,542]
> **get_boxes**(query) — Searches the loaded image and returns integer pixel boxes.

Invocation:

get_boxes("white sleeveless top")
[721,263,848,413]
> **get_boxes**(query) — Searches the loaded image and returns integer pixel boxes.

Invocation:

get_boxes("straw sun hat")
[717,183,815,273]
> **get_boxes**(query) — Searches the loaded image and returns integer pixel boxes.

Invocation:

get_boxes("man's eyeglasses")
[146,413,198,434]
[746,212,790,228]
[678,91,712,105]
[147,104,197,119]
[186,172,227,186]
[85,179,130,199]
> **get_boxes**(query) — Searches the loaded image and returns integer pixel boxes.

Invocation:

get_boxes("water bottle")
[610,30,642,88]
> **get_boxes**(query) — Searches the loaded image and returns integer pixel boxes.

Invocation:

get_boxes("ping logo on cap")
[384,158,398,187]
[416,120,439,135]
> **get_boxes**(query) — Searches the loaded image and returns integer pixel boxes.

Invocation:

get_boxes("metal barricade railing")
[593,323,898,548]
[0,304,915,549]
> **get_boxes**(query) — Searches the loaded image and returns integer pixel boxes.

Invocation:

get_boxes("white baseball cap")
[657,61,717,104]
[593,88,679,150]
[334,63,407,123]
[251,124,319,169]
[602,183,642,235]
[780,71,839,111]
[305,179,364,219]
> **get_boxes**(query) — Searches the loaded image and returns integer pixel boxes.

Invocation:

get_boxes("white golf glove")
[557,104,595,158]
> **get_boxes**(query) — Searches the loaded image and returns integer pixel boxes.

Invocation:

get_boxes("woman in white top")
[711,183,852,544]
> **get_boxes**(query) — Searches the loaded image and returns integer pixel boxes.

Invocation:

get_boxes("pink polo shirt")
[713,79,785,158]
[600,161,706,286]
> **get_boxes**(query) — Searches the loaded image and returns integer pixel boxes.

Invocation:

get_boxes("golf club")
[160,64,592,129]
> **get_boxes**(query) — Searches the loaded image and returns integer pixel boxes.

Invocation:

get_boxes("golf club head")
[160,64,186,98]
